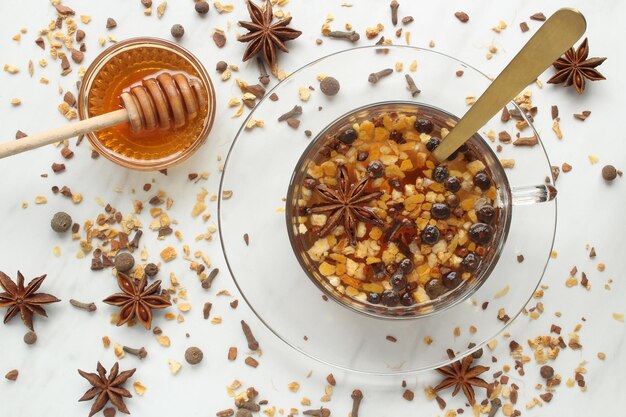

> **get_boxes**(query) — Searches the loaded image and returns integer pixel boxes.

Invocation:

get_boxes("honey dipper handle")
[0,109,129,159]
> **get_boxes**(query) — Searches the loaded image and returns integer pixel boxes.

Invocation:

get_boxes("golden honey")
[78,38,215,170]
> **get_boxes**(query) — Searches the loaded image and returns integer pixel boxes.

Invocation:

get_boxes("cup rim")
[285,101,513,320]
[77,37,216,171]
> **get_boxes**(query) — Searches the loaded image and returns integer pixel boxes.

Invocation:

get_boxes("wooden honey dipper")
[0,71,207,159]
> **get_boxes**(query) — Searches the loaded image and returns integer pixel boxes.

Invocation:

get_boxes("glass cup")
[78,37,216,171]
[286,101,556,320]
[219,45,558,373]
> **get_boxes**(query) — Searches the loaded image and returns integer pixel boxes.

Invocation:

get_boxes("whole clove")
[328,30,360,42]
[303,408,330,417]
[351,389,363,417]
[257,57,270,85]
[201,268,219,289]
[405,74,420,97]
[390,0,399,25]
[69,299,97,312]
[203,302,212,319]
[278,105,303,122]
[241,320,259,350]
[123,346,147,359]
[128,229,143,250]
[368,68,393,84]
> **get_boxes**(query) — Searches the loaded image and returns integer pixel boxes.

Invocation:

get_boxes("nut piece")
[185,346,203,365]
[51,211,72,233]
[171,24,184,39]
[320,76,340,96]
[455,11,469,22]
[5,369,18,381]
[106,18,117,29]
[602,164,617,182]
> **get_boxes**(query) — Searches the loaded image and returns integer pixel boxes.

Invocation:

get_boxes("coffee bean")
[367,292,381,304]
[367,160,384,178]
[469,223,493,245]
[461,253,480,272]
[476,205,496,223]
[442,271,462,289]
[390,272,407,291]
[446,194,460,208]
[414,118,434,133]
[431,203,450,220]
[444,176,461,192]
[381,290,400,307]
[398,258,413,274]
[426,137,441,152]
[432,166,449,183]
[400,292,414,306]
[337,128,357,144]
[425,279,447,299]
[421,225,440,245]
[473,171,492,190]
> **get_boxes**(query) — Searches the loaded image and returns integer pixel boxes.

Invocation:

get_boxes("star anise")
[547,38,606,94]
[0,271,60,331]
[103,273,171,330]
[308,165,384,245]
[434,351,490,405]
[78,362,136,417]
[238,0,302,72]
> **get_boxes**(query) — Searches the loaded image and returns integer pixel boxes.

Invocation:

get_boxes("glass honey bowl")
[78,37,216,170]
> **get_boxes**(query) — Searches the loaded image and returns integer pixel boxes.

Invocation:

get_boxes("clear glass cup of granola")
[286,102,555,320]
[219,46,557,373]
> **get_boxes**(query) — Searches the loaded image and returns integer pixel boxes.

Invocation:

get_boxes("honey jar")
[78,37,216,170]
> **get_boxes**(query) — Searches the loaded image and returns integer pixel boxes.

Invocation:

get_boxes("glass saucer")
[218,46,556,374]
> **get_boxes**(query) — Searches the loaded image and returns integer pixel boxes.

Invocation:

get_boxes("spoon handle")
[433,8,587,162]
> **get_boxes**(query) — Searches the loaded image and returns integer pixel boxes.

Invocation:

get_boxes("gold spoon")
[433,8,587,162]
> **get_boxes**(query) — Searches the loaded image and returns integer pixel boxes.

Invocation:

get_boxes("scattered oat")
[156,1,167,18]
[156,335,171,347]
[214,2,233,13]
[299,86,311,102]
[160,246,177,262]
[168,359,182,375]
[133,381,146,396]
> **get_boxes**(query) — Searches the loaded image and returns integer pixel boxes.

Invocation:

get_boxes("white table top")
[0,0,624,415]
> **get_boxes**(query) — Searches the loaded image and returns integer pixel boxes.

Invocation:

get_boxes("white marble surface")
[0,0,624,416]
